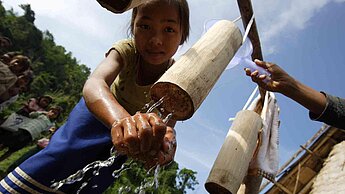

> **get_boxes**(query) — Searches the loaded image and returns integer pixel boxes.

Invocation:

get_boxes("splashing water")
[118,186,132,194]
[50,96,173,193]
[112,160,134,179]
[146,96,166,113]
[50,148,122,191]
[134,164,161,194]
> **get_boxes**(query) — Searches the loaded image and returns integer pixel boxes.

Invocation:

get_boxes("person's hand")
[37,138,50,148]
[245,59,296,95]
[111,112,167,159]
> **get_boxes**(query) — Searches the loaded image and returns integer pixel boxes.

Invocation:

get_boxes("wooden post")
[97,0,149,13]
[237,0,263,61]
[236,1,266,193]
[205,110,262,194]
[237,0,266,115]
[150,20,242,120]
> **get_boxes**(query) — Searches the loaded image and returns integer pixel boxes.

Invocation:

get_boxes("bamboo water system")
[205,1,267,194]
[96,1,268,193]
[150,20,242,120]
[97,0,149,14]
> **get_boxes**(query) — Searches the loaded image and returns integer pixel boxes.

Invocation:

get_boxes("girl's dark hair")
[130,0,190,45]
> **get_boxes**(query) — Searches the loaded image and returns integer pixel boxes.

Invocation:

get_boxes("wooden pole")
[205,110,262,194]
[237,0,266,116]
[97,0,149,13]
[237,0,263,61]
[150,20,242,120]
[235,1,266,193]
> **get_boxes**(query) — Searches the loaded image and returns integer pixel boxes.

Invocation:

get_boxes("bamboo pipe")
[205,110,262,194]
[96,0,149,14]
[150,20,242,121]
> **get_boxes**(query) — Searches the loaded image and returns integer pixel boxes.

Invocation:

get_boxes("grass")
[0,144,36,179]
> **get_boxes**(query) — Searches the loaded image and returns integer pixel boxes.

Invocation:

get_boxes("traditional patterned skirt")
[0,98,127,193]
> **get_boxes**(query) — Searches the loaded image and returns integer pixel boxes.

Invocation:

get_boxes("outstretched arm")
[83,49,130,128]
[245,60,327,116]
[83,49,174,166]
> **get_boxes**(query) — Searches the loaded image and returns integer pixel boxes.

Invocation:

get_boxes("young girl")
[0,0,190,193]
[17,95,53,117]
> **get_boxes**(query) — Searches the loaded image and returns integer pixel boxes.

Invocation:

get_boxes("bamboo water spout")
[150,20,242,120]
[97,0,149,13]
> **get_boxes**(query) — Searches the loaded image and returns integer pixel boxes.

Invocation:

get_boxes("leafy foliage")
[104,161,198,194]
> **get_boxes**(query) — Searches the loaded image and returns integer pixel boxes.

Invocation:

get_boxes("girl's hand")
[143,126,177,168]
[111,112,167,158]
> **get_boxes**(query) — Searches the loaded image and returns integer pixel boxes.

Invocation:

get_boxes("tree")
[19,4,35,23]
[104,161,199,194]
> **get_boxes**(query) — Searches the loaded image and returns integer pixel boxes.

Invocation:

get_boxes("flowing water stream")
[50,97,174,193]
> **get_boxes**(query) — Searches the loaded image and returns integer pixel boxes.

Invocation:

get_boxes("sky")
[3,0,345,193]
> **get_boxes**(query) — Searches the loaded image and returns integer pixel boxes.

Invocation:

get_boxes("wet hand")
[143,126,177,169]
[111,112,167,158]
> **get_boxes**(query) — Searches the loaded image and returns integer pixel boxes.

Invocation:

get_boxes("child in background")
[0,53,32,105]
[0,106,62,152]
[0,36,11,47]
[0,0,190,193]
[6,55,31,75]
[0,36,12,54]
[0,70,34,112]
[5,118,60,174]
[0,60,17,97]
[17,95,53,117]
[0,51,21,64]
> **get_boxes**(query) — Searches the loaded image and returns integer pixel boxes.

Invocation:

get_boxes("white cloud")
[177,148,211,169]
[253,0,343,54]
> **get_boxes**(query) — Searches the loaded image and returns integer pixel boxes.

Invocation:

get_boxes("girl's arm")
[84,49,174,165]
[83,49,130,128]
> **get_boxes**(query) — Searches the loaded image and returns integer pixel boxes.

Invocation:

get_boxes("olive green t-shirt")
[109,39,152,115]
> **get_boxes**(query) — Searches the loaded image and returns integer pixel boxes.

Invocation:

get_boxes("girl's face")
[133,1,182,65]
